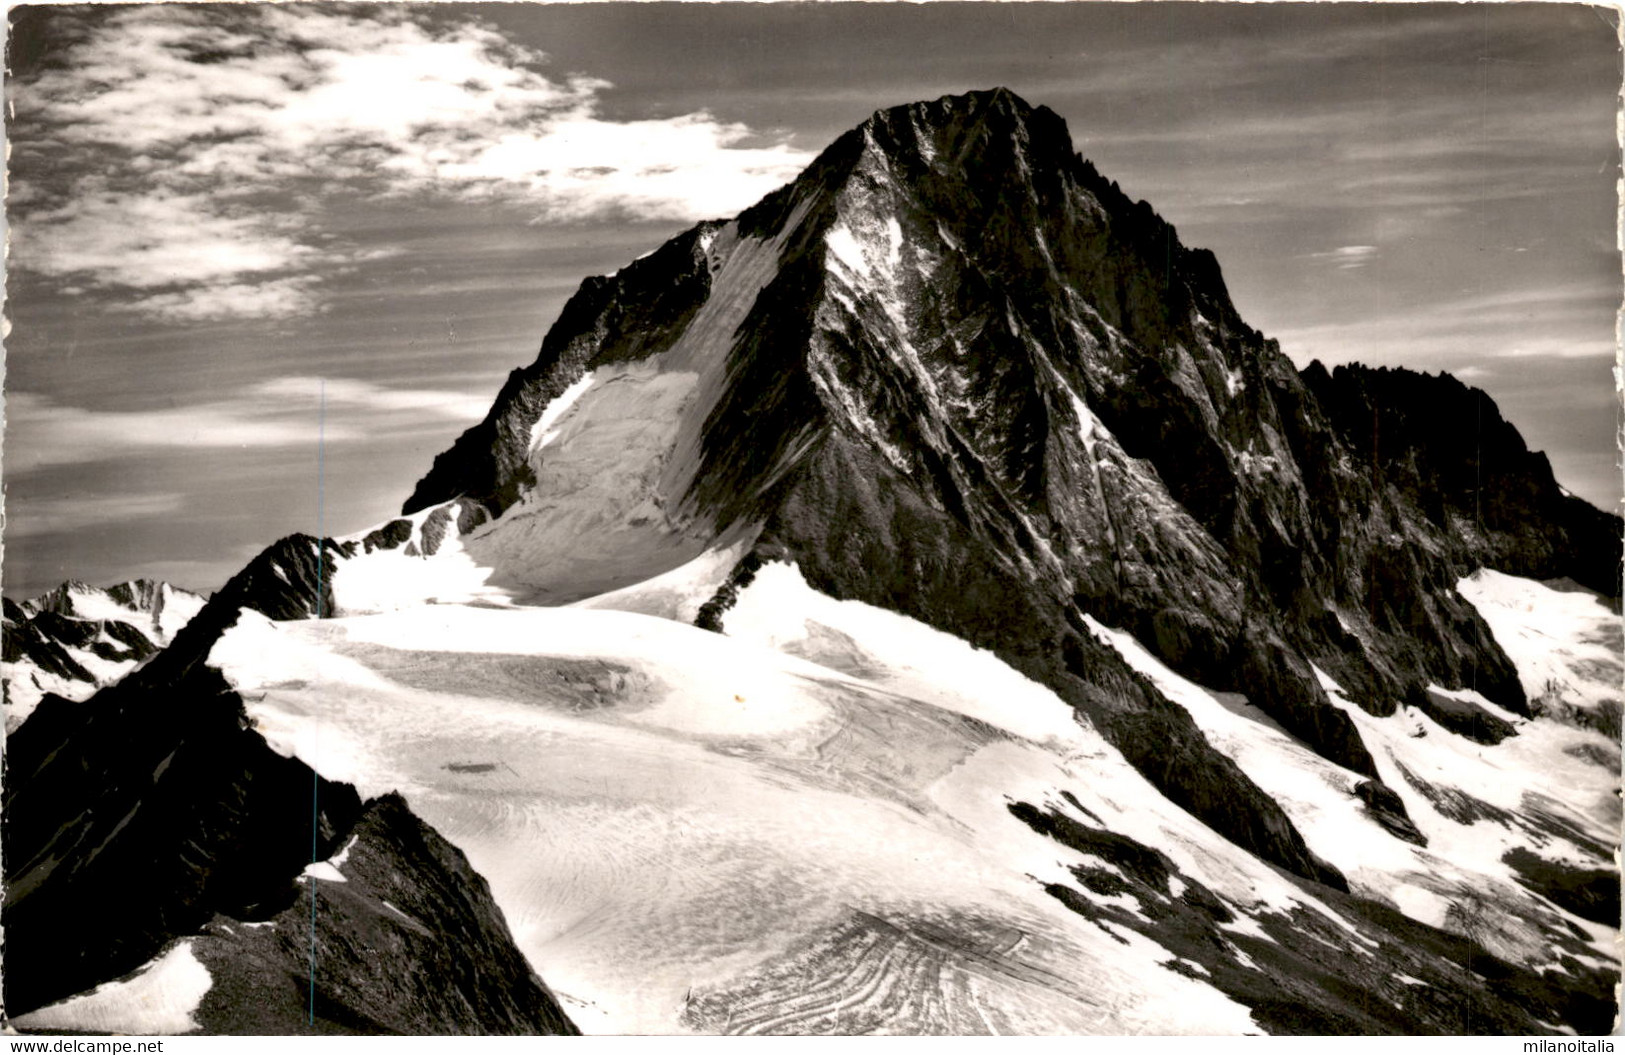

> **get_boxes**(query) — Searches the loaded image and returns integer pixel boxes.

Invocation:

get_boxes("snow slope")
[329,502,516,614]
[1457,568,1622,731]
[328,214,809,617]
[206,559,1625,1035]
[213,601,1298,1034]
[10,940,212,1035]
[1083,608,1618,970]
[24,551,1609,1035]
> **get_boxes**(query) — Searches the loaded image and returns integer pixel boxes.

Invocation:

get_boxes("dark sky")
[5,2,1621,598]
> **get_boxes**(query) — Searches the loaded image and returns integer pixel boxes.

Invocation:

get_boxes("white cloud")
[23,188,321,291]
[5,378,490,473]
[11,6,815,319]
[1494,335,1617,361]
[255,376,494,423]
[1269,282,1618,369]
[5,492,188,539]
[128,277,327,323]
[429,111,815,221]
[1307,245,1379,270]
[4,390,349,474]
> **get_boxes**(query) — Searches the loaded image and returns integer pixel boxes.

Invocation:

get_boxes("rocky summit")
[6,89,1619,1036]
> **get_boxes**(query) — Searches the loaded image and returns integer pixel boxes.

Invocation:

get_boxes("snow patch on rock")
[333,503,514,615]
[301,860,348,883]
[12,940,212,1035]
[825,225,871,280]
[528,371,599,454]
[1313,655,1617,965]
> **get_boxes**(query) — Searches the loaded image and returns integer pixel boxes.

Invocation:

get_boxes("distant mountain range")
[5,88,1618,1036]
[3,579,207,732]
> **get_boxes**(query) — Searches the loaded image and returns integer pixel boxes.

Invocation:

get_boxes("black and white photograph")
[2,0,1621,1038]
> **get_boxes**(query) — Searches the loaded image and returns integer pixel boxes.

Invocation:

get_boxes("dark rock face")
[1354,780,1428,846]
[2,610,95,682]
[1412,685,1518,745]
[1500,847,1621,929]
[188,794,578,1035]
[1275,361,1620,722]
[209,534,356,622]
[1228,626,1378,777]
[20,609,158,664]
[362,518,415,554]
[4,658,364,1015]
[1305,363,1621,597]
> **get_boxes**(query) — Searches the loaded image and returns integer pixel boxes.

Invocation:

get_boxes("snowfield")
[16,536,1615,1036]
[332,503,517,614]
[11,941,212,1035]
[200,555,1625,1036]
[209,590,1325,1034]
[16,551,1617,1035]
[1457,568,1622,729]
[327,214,813,618]
[5,661,109,731]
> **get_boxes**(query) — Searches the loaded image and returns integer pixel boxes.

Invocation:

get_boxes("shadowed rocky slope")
[184,794,579,1035]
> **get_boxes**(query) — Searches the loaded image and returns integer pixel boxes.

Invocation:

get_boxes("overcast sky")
[4,1,1620,598]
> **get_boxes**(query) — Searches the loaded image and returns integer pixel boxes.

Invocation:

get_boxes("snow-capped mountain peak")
[7,89,1617,1036]
[3,578,207,731]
